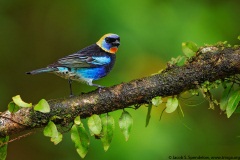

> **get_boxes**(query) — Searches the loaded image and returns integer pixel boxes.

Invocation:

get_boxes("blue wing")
[48,44,111,68]
[90,56,111,65]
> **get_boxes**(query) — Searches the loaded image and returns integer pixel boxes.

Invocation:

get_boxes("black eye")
[105,37,116,43]
[105,37,110,43]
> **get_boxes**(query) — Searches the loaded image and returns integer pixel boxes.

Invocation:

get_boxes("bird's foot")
[97,86,105,93]
[69,94,75,98]
[79,92,85,95]
[87,80,105,93]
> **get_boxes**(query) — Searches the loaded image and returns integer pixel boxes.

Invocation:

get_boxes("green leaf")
[220,84,232,111]
[0,136,9,160]
[43,121,58,138]
[100,114,115,151]
[182,41,198,58]
[12,95,32,108]
[8,101,20,113]
[145,104,152,127]
[226,89,240,118]
[176,56,186,66]
[238,35,240,40]
[71,123,90,158]
[51,132,62,145]
[151,96,162,107]
[88,114,102,135]
[168,56,186,66]
[44,121,62,145]
[34,99,50,113]
[74,116,81,125]
[119,110,133,141]
[165,97,179,113]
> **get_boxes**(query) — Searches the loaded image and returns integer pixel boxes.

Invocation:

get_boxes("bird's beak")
[113,40,120,47]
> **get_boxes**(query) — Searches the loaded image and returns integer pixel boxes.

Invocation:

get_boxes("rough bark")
[0,46,240,137]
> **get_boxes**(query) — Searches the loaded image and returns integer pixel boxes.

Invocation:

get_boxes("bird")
[26,33,120,96]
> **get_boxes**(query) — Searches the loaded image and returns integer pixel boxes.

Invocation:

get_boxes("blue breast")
[74,67,107,80]
[55,66,107,81]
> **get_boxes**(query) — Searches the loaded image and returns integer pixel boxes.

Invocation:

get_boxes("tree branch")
[0,46,240,137]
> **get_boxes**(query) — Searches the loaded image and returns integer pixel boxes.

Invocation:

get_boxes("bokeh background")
[1,0,240,159]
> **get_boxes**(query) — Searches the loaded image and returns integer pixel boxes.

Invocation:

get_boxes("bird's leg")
[87,79,104,88]
[91,83,105,88]
[87,79,105,93]
[68,79,74,97]
[93,83,105,93]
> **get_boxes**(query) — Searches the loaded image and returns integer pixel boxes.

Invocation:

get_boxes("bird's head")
[96,33,120,54]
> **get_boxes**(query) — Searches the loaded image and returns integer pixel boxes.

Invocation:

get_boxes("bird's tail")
[26,67,57,75]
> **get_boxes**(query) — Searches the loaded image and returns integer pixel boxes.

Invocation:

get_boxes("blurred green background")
[0,0,240,159]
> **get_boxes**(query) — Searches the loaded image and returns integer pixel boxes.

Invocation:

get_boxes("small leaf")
[100,114,115,151]
[238,35,240,40]
[71,123,90,158]
[176,56,186,66]
[51,132,62,145]
[151,96,162,107]
[0,136,9,160]
[74,116,81,125]
[88,114,102,135]
[182,41,198,58]
[168,56,186,66]
[145,104,152,127]
[8,101,20,113]
[44,121,62,145]
[43,121,58,138]
[226,89,240,118]
[119,110,133,141]
[165,97,179,113]
[220,84,232,111]
[12,95,32,108]
[34,99,50,113]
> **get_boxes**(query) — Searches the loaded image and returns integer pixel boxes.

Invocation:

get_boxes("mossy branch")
[0,46,240,137]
